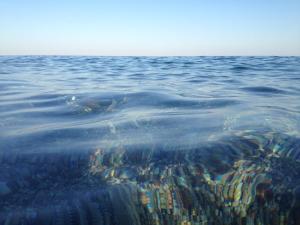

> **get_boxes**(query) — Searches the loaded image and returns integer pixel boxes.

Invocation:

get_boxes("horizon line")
[1,54,300,57]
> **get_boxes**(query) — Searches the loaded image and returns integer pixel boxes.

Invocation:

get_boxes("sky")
[0,0,300,56]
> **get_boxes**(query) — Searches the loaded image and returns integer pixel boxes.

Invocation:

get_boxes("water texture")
[0,56,300,225]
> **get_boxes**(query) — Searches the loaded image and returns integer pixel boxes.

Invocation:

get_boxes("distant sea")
[0,56,300,225]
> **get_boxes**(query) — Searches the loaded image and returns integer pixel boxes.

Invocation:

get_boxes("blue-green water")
[0,56,300,225]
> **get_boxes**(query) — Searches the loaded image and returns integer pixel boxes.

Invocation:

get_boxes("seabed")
[0,131,300,225]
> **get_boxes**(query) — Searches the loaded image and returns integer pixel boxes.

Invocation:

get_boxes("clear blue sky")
[0,0,299,56]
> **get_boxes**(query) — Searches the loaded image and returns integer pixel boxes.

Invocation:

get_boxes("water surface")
[0,56,300,224]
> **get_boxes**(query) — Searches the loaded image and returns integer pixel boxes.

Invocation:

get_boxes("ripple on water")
[231,65,250,71]
[241,86,287,95]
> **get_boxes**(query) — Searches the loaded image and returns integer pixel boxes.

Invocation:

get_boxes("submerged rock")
[0,131,299,225]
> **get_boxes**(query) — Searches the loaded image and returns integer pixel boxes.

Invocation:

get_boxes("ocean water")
[0,56,300,224]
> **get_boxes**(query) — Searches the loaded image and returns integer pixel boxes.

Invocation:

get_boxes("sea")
[0,56,300,225]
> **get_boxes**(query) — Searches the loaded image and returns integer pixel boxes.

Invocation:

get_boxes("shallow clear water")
[0,56,300,224]
[1,56,300,152]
